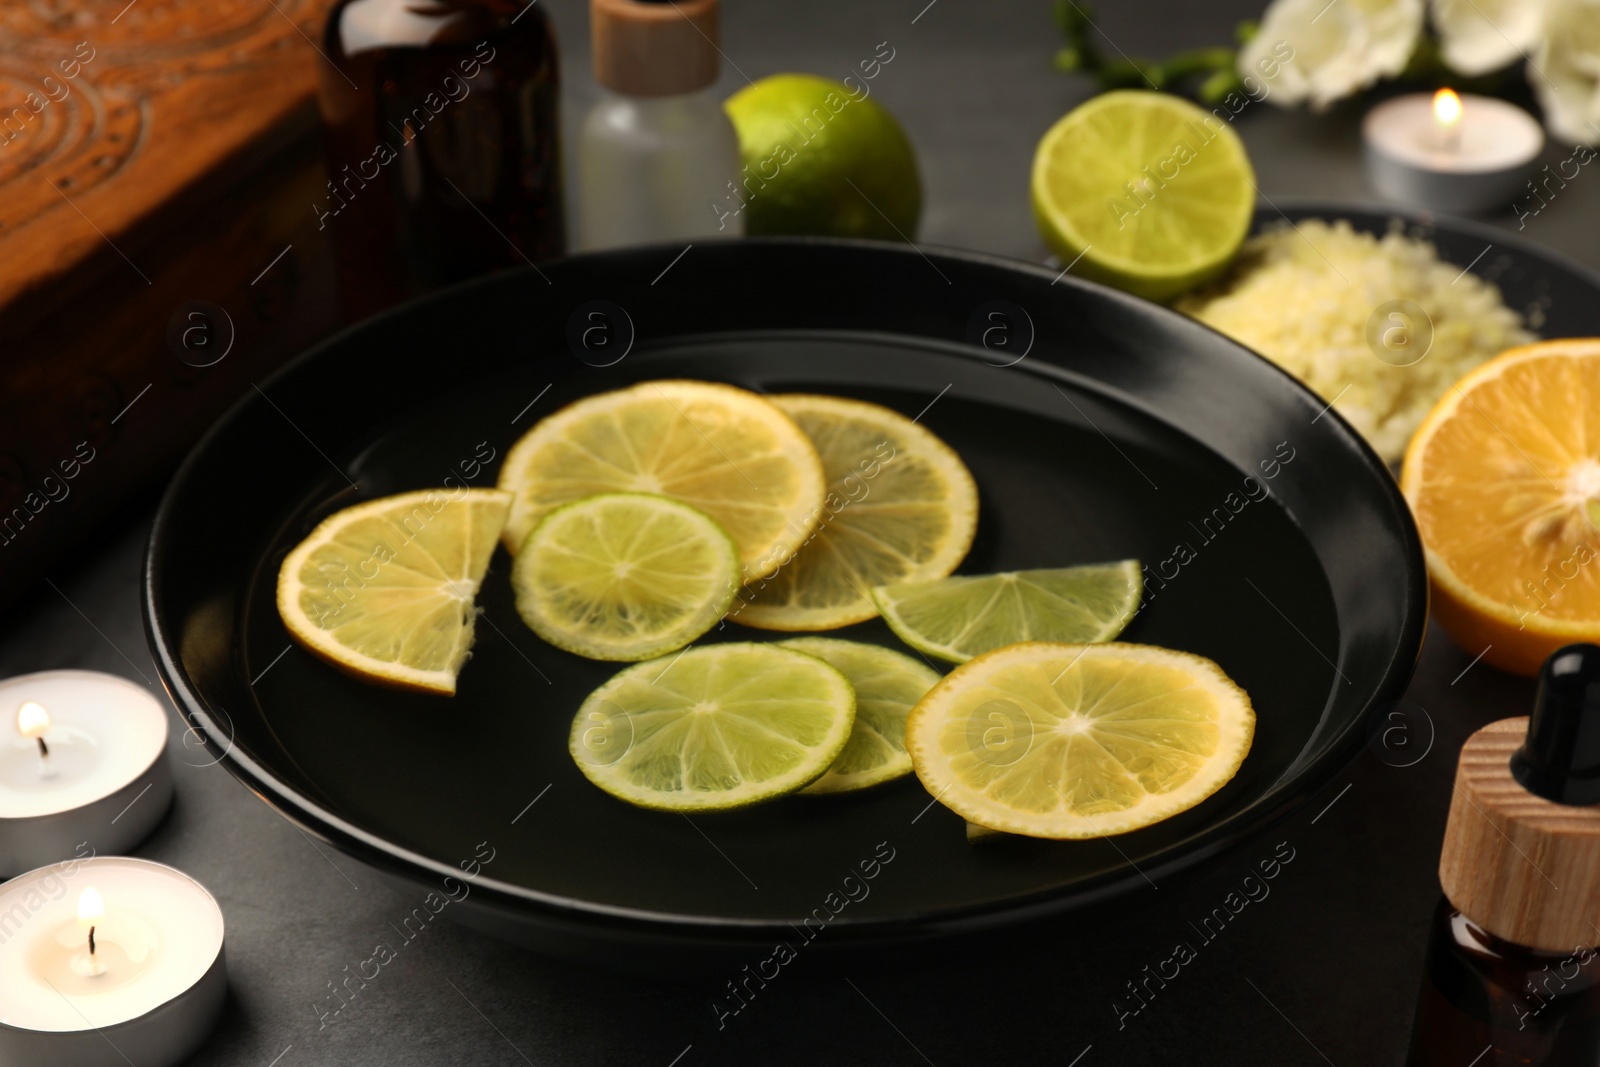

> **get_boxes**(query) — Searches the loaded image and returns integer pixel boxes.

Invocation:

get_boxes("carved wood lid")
[0,0,330,315]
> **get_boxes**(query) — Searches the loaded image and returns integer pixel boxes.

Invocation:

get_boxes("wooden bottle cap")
[1439,717,1600,952]
[591,0,721,97]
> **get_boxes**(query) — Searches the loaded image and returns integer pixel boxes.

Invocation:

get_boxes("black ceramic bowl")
[144,236,1427,968]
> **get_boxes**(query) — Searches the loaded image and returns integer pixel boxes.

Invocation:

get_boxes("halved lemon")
[734,395,978,631]
[906,642,1254,839]
[872,562,1142,663]
[570,643,856,811]
[497,381,825,580]
[779,637,942,793]
[276,489,513,695]
[1402,339,1600,676]
[512,493,739,661]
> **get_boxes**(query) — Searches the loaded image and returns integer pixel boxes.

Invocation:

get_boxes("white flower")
[1240,0,1424,110]
[1532,0,1600,144]
[1431,0,1550,75]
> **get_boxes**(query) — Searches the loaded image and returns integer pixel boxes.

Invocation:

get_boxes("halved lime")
[512,493,738,662]
[1031,90,1255,301]
[779,637,942,794]
[871,561,1141,664]
[571,643,856,811]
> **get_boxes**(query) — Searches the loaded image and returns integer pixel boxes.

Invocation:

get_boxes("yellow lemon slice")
[497,380,825,581]
[734,394,977,631]
[276,488,512,695]
[906,642,1254,839]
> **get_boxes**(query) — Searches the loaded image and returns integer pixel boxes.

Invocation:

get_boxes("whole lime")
[724,74,922,240]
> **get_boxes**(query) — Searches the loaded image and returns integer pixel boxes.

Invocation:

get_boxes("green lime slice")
[1031,90,1255,301]
[512,493,739,661]
[871,561,1142,664]
[779,637,943,794]
[570,642,856,811]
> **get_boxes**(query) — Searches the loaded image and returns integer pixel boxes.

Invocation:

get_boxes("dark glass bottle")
[1408,645,1600,1066]
[1407,897,1600,1065]
[316,0,565,321]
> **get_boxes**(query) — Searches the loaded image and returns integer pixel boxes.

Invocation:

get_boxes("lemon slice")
[498,381,825,581]
[276,489,513,695]
[1031,90,1255,301]
[871,562,1141,663]
[512,493,739,661]
[734,395,978,631]
[571,643,856,811]
[906,642,1254,839]
[779,637,942,794]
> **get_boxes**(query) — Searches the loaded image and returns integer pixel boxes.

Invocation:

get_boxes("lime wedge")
[570,643,856,811]
[1031,90,1255,301]
[779,637,942,794]
[907,641,1255,839]
[512,493,739,661]
[871,561,1141,664]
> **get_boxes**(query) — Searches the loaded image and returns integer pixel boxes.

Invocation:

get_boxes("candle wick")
[88,924,96,957]
[36,736,48,760]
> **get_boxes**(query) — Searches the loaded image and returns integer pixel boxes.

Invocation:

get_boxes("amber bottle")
[1407,645,1600,1065]
[316,0,565,321]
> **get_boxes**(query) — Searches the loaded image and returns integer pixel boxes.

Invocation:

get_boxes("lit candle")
[1432,87,1463,152]
[16,701,51,775]
[0,856,226,1066]
[0,671,172,877]
[1363,89,1544,214]
[76,887,106,978]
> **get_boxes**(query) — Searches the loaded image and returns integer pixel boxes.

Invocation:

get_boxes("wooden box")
[0,0,341,610]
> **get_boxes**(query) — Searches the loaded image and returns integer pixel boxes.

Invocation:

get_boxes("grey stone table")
[8,1,1598,1064]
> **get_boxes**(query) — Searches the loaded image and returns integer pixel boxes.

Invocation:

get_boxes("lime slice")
[571,643,856,811]
[906,642,1255,839]
[1031,89,1256,301]
[871,561,1141,664]
[497,380,825,580]
[512,493,739,661]
[276,488,513,695]
[779,637,942,794]
[736,395,977,631]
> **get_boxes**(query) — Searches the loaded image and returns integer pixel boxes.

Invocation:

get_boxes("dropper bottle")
[575,0,743,250]
[1407,644,1600,1065]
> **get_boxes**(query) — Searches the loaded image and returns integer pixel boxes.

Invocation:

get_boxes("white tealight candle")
[0,856,226,1066]
[0,671,173,877]
[1364,89,1544,214]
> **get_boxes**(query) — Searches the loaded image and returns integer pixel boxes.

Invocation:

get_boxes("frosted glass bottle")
[578,0,740,251]
[577,88,743,250]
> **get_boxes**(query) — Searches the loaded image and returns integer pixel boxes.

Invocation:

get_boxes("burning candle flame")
[78,887,104,926]
[16,701,49,739]
[1433,88,1463,130]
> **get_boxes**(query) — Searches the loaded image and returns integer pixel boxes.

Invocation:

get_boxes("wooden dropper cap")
[1440,644,1600,952]
[591,0,721,97]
